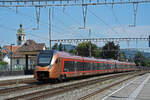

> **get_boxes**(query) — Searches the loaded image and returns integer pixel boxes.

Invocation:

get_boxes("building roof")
[12,40,46,58]
[12,50,24,58]
[18,40,45,52]
[2,46,19,54]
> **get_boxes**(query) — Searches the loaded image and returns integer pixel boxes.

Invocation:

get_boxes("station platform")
[0,75,34,81]
[101,73,150,100]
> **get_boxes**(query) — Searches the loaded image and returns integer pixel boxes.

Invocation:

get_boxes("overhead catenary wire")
[87,8,120,34]
[5,7,76,33]
[3,7,80,39]
[54,7,89,39]
[55,7,81,26]
[105,5,129,37]
[0,1,149,47]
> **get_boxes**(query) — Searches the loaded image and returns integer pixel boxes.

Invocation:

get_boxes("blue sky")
[0,3,150,51]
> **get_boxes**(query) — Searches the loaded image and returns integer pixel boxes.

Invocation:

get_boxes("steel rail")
[78,72,146,100]
[0,81,46,95]
[6,71,145,100]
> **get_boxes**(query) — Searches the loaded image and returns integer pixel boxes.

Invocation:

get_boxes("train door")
[114,62,117,72]
[90,62,93,75]
[53,58,61,78]
[74,61,78,77]
[58,58,62,74]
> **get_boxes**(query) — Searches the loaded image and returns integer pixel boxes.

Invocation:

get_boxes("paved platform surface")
[101,73,150,100]
[0,75,34,81]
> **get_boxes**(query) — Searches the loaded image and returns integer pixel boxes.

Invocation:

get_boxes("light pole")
[49,7,52,50]
[10,44,14,71]
[89,29,92,57]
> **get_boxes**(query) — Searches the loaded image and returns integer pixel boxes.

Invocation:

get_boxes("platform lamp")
[10,44,15,71]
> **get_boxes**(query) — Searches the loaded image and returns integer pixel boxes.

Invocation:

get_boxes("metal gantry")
[51,37,150,43]
[0,0,149,28]
[0,0,150,48]
[0,0,150,7]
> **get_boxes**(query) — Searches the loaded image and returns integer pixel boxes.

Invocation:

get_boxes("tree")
[69,49,77,55]
[119,52,126,61]
[64,45,67,51]
[59,43,63,51]
[52,43,64,51]
[0,61,8,65]
[134,52,147,66]
[75,42,99,57]
[101,41,120,60]
[52,43,58,50]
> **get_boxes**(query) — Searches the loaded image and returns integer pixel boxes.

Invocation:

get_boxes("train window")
[98,63,104,70]
[123,65,126,69]
[77,62,84,71]
[107,63,111,69]
[117,64,120,69]
[93,62,98,70]
[119,64,122,69]
[103,63,107,69]
[93,63,95,70]
[121,64,123,69]
[84,62,91,71]
[121,64,124,69]
[97,63,101,70]
[112,64,115,69]
[64,61,74,72]
[97,63,100,70]
[96,63,99,70]
[97,63,99,70]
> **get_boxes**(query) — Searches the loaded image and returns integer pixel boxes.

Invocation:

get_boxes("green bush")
[0,61,8,65]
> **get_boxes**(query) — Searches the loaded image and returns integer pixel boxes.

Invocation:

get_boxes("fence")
[0,64,35,76]
[0,64,35,71]
[0,65,9,71]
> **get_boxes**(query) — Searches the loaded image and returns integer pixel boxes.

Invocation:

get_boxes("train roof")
[56,51,135,65]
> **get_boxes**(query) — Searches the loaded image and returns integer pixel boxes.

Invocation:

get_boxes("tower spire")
[16,24,26,46]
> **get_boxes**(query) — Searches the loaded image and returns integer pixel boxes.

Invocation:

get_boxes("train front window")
[39,57,51,64]
[37,50,54,67]
[37,56,53,67]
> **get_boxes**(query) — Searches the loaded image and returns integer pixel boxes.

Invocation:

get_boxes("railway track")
[78,72,147,100]
[0,78,36,86]
[0,79,52,95]
[5,71,146,100]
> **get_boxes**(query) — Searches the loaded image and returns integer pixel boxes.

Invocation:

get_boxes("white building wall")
[12,58,35,70]
[3,55,10,65]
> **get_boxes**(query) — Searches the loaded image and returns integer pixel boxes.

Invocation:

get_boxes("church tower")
[17,24,26,46]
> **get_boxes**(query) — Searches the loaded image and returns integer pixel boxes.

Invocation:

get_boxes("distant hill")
[62,44,76,51]
[120,49,150,59]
